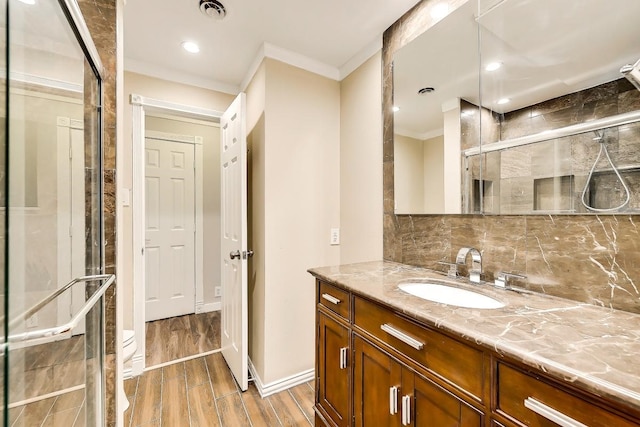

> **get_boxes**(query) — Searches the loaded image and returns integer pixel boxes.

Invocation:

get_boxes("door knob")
[243,250,254,259]
[229,250,241,260]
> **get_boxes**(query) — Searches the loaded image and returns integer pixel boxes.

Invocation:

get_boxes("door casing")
[130,94,223,376]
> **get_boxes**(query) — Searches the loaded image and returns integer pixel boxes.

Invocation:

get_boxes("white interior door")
[145,137,196,321]
[56,118,86,335]
[220,93,248,391]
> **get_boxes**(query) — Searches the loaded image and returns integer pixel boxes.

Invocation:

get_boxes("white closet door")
[145,137,195,321]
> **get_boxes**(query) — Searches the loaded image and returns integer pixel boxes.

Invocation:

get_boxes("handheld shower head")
[621,58,640,91]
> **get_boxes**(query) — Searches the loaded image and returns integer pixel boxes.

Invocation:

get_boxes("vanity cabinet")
[316,282,351,427]
[353,335,482,426]
[494,362,638,427]
[314,278,640,427]
[317,310,350,427]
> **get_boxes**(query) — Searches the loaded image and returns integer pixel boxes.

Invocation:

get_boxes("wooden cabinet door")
[353,335,402,427]
[412,372,483,427]
[317,310,350,427]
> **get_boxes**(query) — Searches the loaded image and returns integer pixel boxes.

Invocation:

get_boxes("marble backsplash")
[383,0,640,314]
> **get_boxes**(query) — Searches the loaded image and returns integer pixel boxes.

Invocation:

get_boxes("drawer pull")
[389,386,398,415]
[322,293,341,305]
[339,347,348,369]
[524,397,588,427]
[381,324,425,350]
[402,395,411,425]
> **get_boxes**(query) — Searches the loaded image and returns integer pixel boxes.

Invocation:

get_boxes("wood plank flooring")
[7,388,86,427]
[4,335,86,404]
[124,352,315,426]
[146,311,221,367]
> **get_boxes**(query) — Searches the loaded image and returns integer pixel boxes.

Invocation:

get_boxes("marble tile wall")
[77,0,117,424]
[383,0,640,315]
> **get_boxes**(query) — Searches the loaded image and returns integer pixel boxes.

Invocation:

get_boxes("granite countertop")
[308,260,640,414]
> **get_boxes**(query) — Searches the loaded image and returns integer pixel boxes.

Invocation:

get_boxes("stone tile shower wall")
[474,81,640,214]
[77,0,117,424]
[383,0,640,314]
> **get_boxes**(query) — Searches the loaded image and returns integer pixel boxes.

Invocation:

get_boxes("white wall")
[122,72,234,328]
[339,52,383,264]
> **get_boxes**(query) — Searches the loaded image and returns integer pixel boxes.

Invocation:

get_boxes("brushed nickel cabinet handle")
[339,347,348,369]
[322,293,341,305]
[381,324,425,350]
[402,395,411,425]
[389,386,398,415]
[524,397,587,427]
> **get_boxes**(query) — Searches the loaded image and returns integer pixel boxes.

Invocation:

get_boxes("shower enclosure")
[0,0,112,425]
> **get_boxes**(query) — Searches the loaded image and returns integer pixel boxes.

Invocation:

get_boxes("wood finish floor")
[124,352,316,426]
[6,388,86,427]
[146,311,221,367]
[4,335,86,403]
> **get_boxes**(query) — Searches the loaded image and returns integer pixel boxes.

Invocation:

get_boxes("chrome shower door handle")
[229,250,241,260]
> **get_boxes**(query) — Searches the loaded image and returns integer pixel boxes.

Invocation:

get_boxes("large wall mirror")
[393,0,640,215]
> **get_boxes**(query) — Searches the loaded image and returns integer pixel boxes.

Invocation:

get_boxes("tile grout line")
[234,383,254,427]
[71,397,86,427]
[126,375,140,427]
[266,394,285,427]
[37,394,59,427]
[182,362,194,427]
[203,354,225,427]
[287,388,313,426]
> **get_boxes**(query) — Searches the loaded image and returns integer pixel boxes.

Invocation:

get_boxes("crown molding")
[124,57,240,95]
[339,36,382,80]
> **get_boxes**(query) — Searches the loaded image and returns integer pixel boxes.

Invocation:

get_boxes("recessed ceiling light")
[417,87,435,95]
[497,98,510,105]
[431,3,449,20]
[393,106,400,113]
[485,62,502,72]
[181,41,200,54]
[17,0,36,4]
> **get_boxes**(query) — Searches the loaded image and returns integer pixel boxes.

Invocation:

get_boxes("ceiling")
[123,0,421,94]
[393,0,640,138]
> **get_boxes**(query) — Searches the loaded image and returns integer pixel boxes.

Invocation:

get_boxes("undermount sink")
[398,282,505,309]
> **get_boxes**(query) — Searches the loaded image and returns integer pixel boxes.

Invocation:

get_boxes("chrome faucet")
[456,247,482,283]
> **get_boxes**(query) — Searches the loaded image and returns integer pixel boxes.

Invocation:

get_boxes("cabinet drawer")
[318,281,350,320]
[496,362,637,427]
[353,295,484,401]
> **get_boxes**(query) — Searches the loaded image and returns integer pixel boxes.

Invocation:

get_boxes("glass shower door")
[1,0,110,425]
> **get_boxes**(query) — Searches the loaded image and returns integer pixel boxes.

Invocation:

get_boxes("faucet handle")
[437,261,459,278]
[494,271,526,289]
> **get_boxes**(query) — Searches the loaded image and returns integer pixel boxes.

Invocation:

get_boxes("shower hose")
[580,130,631,212]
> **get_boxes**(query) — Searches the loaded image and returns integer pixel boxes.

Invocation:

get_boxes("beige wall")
[423,135,444,213]
[395,134,425,213]
[339,52,383,264]
[246,58,341,385]
[246,62,267,381]
[122,72,234,328]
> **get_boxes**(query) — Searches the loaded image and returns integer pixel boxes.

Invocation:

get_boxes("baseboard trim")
[131,352,145,377]
[248,358,315,398]
[202,302,221,312]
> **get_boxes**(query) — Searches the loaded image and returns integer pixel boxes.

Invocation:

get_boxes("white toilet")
[121,329,137,411]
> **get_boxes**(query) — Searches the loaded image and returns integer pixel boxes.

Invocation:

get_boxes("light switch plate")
[330,228,340,245]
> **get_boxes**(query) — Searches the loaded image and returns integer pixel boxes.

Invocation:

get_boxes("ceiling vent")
[199,0,227,20]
